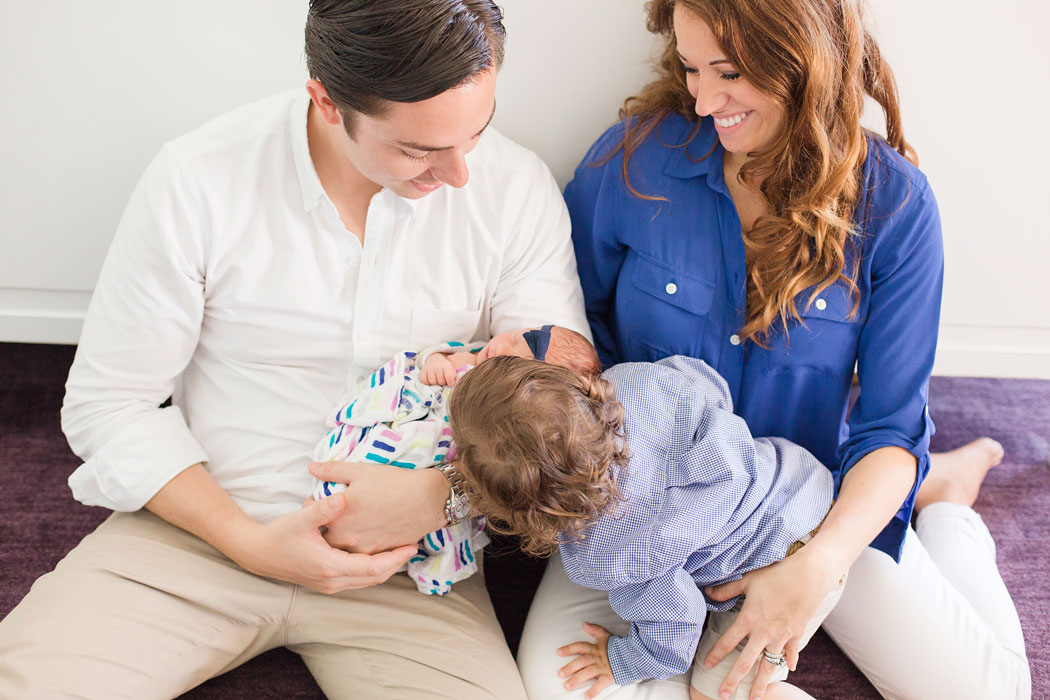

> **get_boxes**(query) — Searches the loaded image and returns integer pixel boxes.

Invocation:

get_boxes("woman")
[516,1,1031,699]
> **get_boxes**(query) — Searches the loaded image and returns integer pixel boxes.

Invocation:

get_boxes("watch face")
[452,494,472,520]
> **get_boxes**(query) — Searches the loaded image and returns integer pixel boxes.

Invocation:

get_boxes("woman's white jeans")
[517,503,1031,700]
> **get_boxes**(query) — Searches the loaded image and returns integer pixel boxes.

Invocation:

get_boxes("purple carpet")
[1,341,1047,699]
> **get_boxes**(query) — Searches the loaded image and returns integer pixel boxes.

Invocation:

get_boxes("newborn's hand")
[557,622,616,698]
[421,353,458,386]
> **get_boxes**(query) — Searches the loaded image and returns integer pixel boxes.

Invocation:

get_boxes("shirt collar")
[661,116,728,194]
[290,92,327,212]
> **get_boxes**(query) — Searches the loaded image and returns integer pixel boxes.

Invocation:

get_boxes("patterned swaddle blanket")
[312,342,489,595]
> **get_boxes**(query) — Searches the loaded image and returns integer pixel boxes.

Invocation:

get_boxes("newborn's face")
[477,328,536,362]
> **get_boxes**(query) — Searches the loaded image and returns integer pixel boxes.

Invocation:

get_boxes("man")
[0,2,588,698]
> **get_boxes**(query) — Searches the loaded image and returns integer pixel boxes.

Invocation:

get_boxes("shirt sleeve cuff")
[67,405,209,511]
[607,634,645,686]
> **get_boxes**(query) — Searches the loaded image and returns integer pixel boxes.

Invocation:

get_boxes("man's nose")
[432,151,470,189]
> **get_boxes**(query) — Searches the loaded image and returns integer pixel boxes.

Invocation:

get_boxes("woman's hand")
[702,545,841,700]
[557,622,616,699]
[308,460,449,553]
[232,493,418,594]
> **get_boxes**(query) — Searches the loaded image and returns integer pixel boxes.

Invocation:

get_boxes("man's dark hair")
[305,0,506,130]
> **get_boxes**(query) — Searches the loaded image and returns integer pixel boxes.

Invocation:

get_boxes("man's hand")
[556,622,617,698]
[233,492,417,594]
[308,460,448,553]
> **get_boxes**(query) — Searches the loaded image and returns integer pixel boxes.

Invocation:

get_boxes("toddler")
[311,325,599,595]
[448,354,841,699]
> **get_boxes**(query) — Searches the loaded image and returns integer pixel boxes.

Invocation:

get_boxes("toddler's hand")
[556,622,616,698]
[420,353,458,386]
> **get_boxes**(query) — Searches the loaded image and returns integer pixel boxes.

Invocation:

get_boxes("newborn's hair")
[546,327,602,376]
[448,355,628,556]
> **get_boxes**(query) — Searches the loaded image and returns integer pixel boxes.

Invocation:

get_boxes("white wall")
[862,1,1050,378]
[1,1,1047,378]
[0,1,309,342]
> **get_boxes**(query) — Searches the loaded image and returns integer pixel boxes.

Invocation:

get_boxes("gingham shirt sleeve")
[605,565,708,684]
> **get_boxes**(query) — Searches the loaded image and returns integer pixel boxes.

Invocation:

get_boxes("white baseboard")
[2,291,1049,379]
[0,288,90,345]
[933,323,1050,380]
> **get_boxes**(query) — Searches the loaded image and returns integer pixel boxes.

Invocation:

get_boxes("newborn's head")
[478,326,600,376]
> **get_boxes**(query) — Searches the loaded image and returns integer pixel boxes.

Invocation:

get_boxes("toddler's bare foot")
[915,437,1003,512]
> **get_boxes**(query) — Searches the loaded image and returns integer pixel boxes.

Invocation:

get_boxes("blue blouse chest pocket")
[621,253,716,362]
[759,282,863,376]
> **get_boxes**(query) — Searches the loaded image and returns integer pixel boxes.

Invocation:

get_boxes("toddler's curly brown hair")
[447,355,629,556]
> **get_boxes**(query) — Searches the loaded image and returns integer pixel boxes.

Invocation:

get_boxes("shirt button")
[729,334,741,346]
[815,298,827,311]
[665,282,678,295]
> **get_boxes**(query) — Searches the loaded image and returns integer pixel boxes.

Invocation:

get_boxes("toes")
[967,437,1004,469]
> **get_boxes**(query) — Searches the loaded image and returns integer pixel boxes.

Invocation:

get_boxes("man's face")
[341,68,498,199]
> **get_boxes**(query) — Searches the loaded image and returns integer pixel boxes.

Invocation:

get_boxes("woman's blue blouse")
[567,114,943,560]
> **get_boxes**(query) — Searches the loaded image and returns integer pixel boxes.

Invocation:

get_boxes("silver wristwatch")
[438,461,472,525]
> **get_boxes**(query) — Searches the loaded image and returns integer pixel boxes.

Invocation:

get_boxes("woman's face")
[673,5,785,158]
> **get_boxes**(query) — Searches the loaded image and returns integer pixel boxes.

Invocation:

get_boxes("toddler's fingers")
[564,664,602,690]
[557,641,596,657]
[582,621,611,640]
[558,654,596,678]
[586,675,615,699]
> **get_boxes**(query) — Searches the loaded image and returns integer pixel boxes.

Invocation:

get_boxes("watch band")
[437,461,471,526]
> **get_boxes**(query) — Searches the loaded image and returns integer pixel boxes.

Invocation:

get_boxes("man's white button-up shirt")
[62,91,589,522]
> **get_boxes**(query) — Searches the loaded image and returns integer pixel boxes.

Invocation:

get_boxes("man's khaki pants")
[0,510,528,700]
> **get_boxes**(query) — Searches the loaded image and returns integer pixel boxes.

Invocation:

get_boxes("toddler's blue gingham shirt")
[559,356,832,685]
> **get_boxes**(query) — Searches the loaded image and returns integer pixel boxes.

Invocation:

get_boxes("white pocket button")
[665,282,678,295]
[815,298,827,311]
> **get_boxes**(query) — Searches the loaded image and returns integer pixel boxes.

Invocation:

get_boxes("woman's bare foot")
[914,437,1004,512]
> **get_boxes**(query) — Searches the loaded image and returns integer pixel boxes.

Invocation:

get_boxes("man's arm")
[488,150,591,339]
[62,148,211,511]
[147,464,415,593]
[65,148,414,587]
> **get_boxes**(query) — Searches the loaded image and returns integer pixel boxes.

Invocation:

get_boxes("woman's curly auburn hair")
[611,0,916,346]
[447,355,629,557]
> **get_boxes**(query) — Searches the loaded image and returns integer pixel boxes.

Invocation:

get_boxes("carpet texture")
[1,342,1046,699]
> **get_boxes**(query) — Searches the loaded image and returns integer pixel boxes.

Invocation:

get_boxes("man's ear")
[306,79,343,126]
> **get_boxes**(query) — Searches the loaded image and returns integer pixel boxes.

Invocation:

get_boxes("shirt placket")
[705,163,748,400]
[352,190,396,374]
